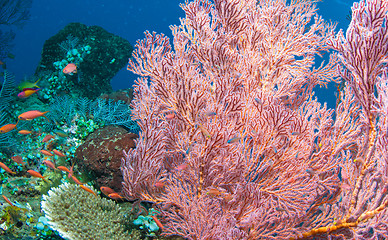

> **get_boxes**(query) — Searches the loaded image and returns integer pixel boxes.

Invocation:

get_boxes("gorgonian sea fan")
[123,0,388,239]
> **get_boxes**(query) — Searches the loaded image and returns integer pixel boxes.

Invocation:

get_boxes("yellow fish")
[18,77,41,91]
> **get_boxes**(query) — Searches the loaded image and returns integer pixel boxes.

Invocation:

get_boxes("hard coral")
[41,182,129,240]
[75,125,137,192]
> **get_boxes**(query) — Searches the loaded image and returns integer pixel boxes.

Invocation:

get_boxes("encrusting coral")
[41,182,130,240]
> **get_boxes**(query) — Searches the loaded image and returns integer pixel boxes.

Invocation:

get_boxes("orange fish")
[165,113,175,120]
[206,188,223,197]
[18,110,49,121]
[176,164,188,171]
[151,215,164,230]
[71,175,85,185]
[0,123,18,133]
[57,166,71,173]
[43,160,56,170]
[0,162,15,174]
[63,63,77,75]
[198,124,211,138]
[80,185,96,197]
[40,150,53,156]
[27,170,49,182]
[42,134,55,143]
[108,192,125,200]
[11,156,25,165]
[52,149,66,157]
[2,195,14,206]
[154,181,164,188]
[18,130,32,135]
[100,186,115,197]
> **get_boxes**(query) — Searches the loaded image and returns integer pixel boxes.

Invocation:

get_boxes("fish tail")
[15,120,19,129]
[34,77,41,85]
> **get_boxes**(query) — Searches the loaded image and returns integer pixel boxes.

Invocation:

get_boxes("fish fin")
[43,115,50,122]
[33,77,41,88]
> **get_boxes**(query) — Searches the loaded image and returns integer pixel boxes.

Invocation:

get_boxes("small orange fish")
[63,63,77,75]
[18,110,49,121]
[108,192,125,200]
[11,156,25,166]
[0,123,18,133]
[40,150,53,156]
[42,134,55,143]
[0,162,15,174]
[100,186,115,197]
[27,170,49,182]
[154,181,164,188]
[57,166,71,173]
[206,188,222,197]
[52,149,66,157]
[67,163,74,179]
[198,124,211,138]
[165,113,175,120]
[43,160,56,170]
[2,195,14,206]
[71,175,85,185]
[80,185,96,197]
[176,164,188,171]
[18,130,32,135]
[151,215,164,230]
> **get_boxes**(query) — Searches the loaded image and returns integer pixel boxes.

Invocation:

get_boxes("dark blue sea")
[5,0,355,108]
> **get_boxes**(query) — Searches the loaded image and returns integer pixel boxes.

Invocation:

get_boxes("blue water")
[5,0,356,105]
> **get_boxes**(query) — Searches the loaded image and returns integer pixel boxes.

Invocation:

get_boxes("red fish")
[176,164,188,171]
[18,110,49,121]
[165,113,175,120]
[40,150,53,156]
[52,149,66,157]
[154,181,164,188]
[63,63,77,75]
[43,160,56,170]
[42,134,55,143]
[11,156,25,166]
[0,162,15,174]
[27,170,49,182]
[0,123,18,133]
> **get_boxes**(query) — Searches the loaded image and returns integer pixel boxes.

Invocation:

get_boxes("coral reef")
[41,182,130,240]
[35,22,133,99]
[75,125,137,191]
